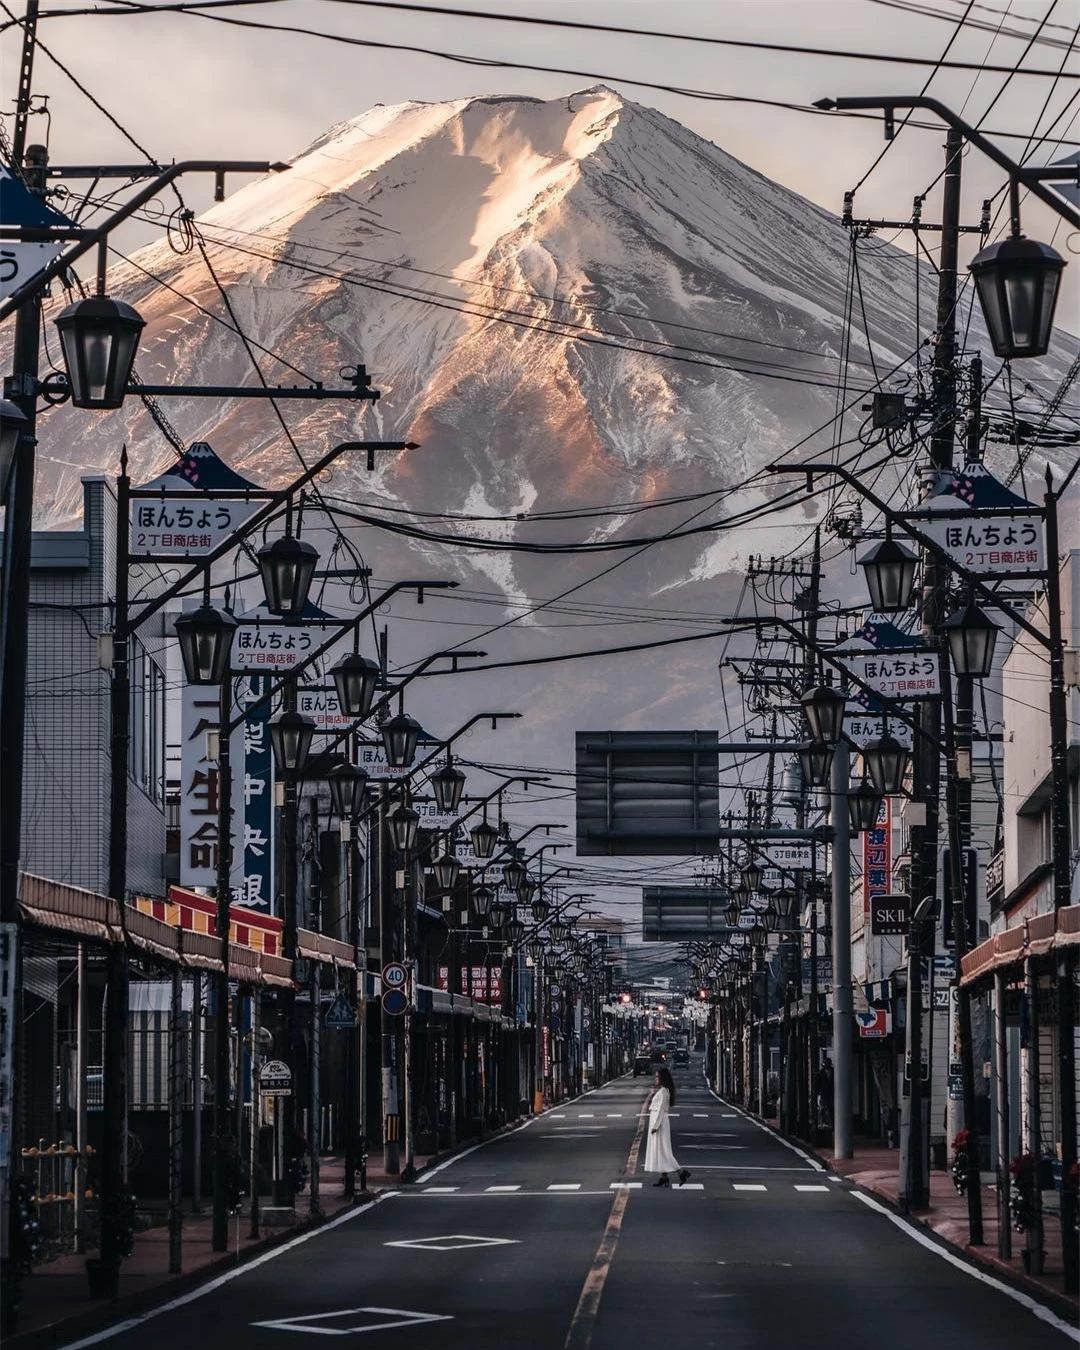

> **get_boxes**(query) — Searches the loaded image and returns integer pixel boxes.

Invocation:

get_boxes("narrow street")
[67,1063,1075,1350]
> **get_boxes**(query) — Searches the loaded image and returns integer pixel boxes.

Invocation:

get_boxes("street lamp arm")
[813,96,1080,230]
[410,712,523,776]
[451,777,552,833]
[494,823,567,857]
[0,160,290,321]
[767,460,1052,651]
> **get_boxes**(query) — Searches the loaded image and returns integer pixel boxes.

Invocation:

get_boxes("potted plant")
[1009,1152,1039,1270]
[951,1128,972,1195]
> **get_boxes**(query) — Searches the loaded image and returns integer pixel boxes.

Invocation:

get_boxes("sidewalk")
[759,1114,1078,1322]
[8,1154,429,1350]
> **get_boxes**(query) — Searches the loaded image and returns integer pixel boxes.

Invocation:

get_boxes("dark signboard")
[870,892,910,936]
[576,731,719,856]
[642,887,731,941]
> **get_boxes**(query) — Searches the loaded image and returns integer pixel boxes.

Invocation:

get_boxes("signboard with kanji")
[129,442,262,560]
[904,463,1045,577]
[436,965,504,1004]
[862,798,892,916]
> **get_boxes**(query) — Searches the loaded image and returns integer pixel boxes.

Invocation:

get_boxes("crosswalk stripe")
[732,1183,767,1191]
[579,1113,595,1118]
[673,1183,704,1190]
[485,1185,521,1192]
[605,1113,622,1118]
[548,1184,582,1191]
[794,1185,830,1192]
[609,1182,642,1189]
[421,1186,458,1193]
[692,1113,709,1118]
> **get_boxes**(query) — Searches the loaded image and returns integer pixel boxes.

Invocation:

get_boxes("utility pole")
[905,125,963,1209]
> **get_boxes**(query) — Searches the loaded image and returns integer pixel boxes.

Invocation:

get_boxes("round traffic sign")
[382,962,408,990]
[382,987,409,1017]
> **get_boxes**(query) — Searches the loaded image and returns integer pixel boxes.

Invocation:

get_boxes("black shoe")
[653,1175,670,1187]
[677,1169,691,1185]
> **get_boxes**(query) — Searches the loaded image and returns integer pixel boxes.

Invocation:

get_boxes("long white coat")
[644,1085,680,1174]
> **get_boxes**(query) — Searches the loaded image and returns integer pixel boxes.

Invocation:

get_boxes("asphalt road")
[66,1062,1077,1349]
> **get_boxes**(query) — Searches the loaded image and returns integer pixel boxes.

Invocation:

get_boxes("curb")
[6,1197,361,1350]
[742,1104,1079,1326]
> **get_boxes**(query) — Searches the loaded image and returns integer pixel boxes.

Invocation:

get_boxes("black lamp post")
[859,535,919,613]
[388,802,420,853]
[506,917,526,944]
[431,762,467,814]
[848,779,886,833]
[944,603,1000,679]
[549,918,570,943]
[174,603,237,685]
[969,235,1066,359]
[269,710,315,775]
[54,295,144,409]
[740,861,764,895]
[489,903,508,932]
[724,898,739,927]
[257,535,319,616]
[797,740,835,789]
[531,895,550,923]
[861,733,909,796]
[330,653,380,719]
[328,761,368,820]
[763,905,780,933]
[432,850,460,892]
[0,397,27,500]
[472,884,494,920]
[381,711,422,769]
[801,684,846,745]
[469,819,499,860]
[528,939,546,964]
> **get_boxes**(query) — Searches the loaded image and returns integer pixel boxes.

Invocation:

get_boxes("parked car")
[632,1055,651,1077]
[674,1047,689,1066]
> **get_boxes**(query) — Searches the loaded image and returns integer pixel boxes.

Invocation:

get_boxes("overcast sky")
[2,0,1077,304]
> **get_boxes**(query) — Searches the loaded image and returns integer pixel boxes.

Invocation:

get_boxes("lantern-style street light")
[258,534,319,616]
[54,295,144,409]
[502,857,527,893]
[381,711,422,769]
[388,802,420,852]
[174,603,237,685]
[861,733,909,797]
[469,818,499,860]
[801,684,846,745]
[432,850,460,892]
[798,740,835,790]
[969,234,1066,360]
[0,397,27,500]
[431,761,467,814]
[848,779,885,833]
[549,918,570,943]
[531,895,550,923]
[944,603,1000,679]
[270,710,315,775]
[328,760,367,820]
[740,861,764,895]
[330,652,380,719]
[724,898,739,928]
[472,884,494,919]
[859,535,919,613]
[489,903,508,931]
[505,916,526,943]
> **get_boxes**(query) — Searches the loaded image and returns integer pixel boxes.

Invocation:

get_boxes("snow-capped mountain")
[26,87,1079,778]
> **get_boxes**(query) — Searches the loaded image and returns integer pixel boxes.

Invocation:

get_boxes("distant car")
[674,1047,689,1066]
[649,1046,668,1065]
[632,1055,651,1077]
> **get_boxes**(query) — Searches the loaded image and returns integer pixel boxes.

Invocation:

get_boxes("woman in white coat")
[644,1066,690,1188]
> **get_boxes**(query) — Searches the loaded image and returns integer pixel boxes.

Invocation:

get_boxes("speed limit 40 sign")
[382,962,408,990]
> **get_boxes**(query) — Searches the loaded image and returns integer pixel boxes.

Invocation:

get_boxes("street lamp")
[388,802,420,852]
[472,884,494,919]
[848,779,885,833]
[861,733,909,796]
[330,653,380,719]
[270,710,315,774]
[506,916,526,943]
[502,857,527,893]
[724,898,739,927]
[257,534,318,616]
[740,861,764,895]
[327,760,368,820]
[763,905,780,933]
[0,397,27,499]
[516,876,538,906]
[549,918,570,943]
[943,603,1000,679]
[174,603,237,685]
[531,895,550,923]
[431,761,467,814]
[432,850,460,891]
[969,235,1066,359]
[469,818,500,860]
[381,711,422,769]
[797,740,835,789]
[528,939,546,963]
[54,295,144,409]
[489,903,508,932]
[859,535,919,613]
[801,684,846,745]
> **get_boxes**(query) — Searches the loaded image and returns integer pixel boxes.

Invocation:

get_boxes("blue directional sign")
[382,988,409,1017]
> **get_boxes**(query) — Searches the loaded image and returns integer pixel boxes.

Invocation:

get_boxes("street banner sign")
[436,965,504,1004]
[259,1059,292,1097]
[382,962,409,990]
[232,601,339,673]
[324,993,358,1029]
[179,675,242,892]
[298,689,354,730]
[763,843,813,871]
[862,798,892,917]
[232,674,274,913]
[413,800,462,832]
[129,442,262,560]
[903,463,1045,576]
[846,714,914,750]
[838,616,940,701]
[0,165,71,301]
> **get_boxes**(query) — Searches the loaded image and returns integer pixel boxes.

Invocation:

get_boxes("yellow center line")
[563,1104,648,1350]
